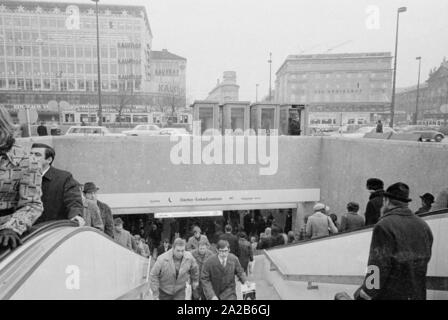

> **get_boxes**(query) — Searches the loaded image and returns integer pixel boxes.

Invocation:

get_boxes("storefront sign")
[155,211,222,219]
[98,188,320,213]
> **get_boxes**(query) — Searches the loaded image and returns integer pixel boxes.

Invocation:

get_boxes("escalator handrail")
[0,220,78,263]
[265,208,448,251]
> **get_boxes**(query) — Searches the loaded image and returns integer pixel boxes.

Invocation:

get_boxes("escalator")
[0,221,151,300]
[258,209,448,300]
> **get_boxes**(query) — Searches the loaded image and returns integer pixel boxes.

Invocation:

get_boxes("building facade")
[275,52,393,128]
[395,61,448,126]
[148,49,188,124]
[207,71,239,104]
[0,1,189,126]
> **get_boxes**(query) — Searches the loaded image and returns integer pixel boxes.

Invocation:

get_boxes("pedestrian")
[218,224,240,257]
[257,227,272,249]
[340,202,365,232]
[82,182,114,238]
[31,143,84,226]
[354,182,433,300]
[376,120,383,133]
[157,238,172,256]
[250,235,258,252]
[415,193,435,215]
[243,211,257,238]
[287,231,295,243]
[186,225,210,251]
[148,222,162,253]
[364,178,385,226]
[149,238,199,300]
[113,217,133,250]
[135,235,150,258]
[256,215,268,236]
[37,121,48,136]
[330,214,339,230]
[201,240,248,300]
[306,203,338,239]
[432,187,448,211]
[0,107,43,249]
[80,186,103,230]
[284,209,293,234]
[191,239,214,300]
[237,232,254,275]
[271,226,286,247]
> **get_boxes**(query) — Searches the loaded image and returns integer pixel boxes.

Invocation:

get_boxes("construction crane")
[325,40,353,53]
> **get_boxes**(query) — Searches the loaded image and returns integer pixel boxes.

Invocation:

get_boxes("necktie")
[221,258,226,268]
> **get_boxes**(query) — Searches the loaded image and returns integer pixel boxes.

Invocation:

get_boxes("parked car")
[122,124,161,136]
[340,126,396,138]
[396,126,445,142]
[413,130,445,142]
[159,128,190,136]
[65,126,125,137]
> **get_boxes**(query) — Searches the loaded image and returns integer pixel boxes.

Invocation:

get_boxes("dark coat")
[238,239,253,272]
[97,200,114,238]
[219,232,240,257]
[359,206,433,300]
[36,166,83,224]
[201,253,247,300]
[364,190,384,226]
[37,125,48,136]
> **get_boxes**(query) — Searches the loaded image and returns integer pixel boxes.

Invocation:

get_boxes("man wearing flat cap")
[83,182,114,238]
[415,193,435,215]
[355,182,433,300]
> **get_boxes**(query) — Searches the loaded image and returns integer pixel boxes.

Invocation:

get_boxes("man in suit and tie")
[30,143,84,226]
[218,224,240,257]
[200,239,248,300]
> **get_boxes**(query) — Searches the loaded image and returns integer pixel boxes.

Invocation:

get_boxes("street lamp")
[390,6,407,128]
[268,52,272,102]
[256,84,259,102]
[414,56,422,125]
[91,0,102,126]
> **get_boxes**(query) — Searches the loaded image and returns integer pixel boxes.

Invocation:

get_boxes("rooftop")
[149,49,186,61]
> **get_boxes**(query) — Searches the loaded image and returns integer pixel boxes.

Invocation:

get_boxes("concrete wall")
[17,135,448,221]
[49,135,322,194]
[320,137,448,216]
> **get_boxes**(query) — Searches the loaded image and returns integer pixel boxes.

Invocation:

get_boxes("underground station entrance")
[99,188,320,254]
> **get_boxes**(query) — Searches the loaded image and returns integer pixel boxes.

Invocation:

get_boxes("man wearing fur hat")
[355,182,433,300]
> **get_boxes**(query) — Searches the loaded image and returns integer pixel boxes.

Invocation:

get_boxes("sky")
[72,0,448,101]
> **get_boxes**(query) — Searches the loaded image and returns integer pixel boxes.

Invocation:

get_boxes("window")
[23,32,31,41]
[65,114,75,123]
[6,46,14,56]
[67,63,74,74]
[22,17,30,27]
[42,47,49,57]
[102,63,108,74]
[110,64,117,74]
[76,47,83,58]
[32,46,40,57]
[60,79,68,91]
[68,79,75,90]
[134,79,141,91]
[86,80,92,91]
[110,79,118,90]
[110,47,117,58]
[50,47,58,57]
[84,47,92,58]
[77,79,85,90]
[102,80,108,90]
[33,79,41,90]
[67,46,74,58]
[51,62,58,74]
[77,64,84,74]
[101,47,108,58]
[24,62,31,74]
[25,79,32,90]
[15,31,22,41]
[17,79,24,90]
[85,63,92,74]
[24,46,31,57]
[8,79,16,89]
[15,46,23,57]
[16,62,24,75]
[43,79,51,89]
[59,46,66,58]
[0,79,6,89]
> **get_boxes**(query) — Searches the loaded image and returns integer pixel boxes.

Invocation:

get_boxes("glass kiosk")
[221,101,250,135]
[250,103,280,135]
[191,100,221,135]
[279,104,307,135]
